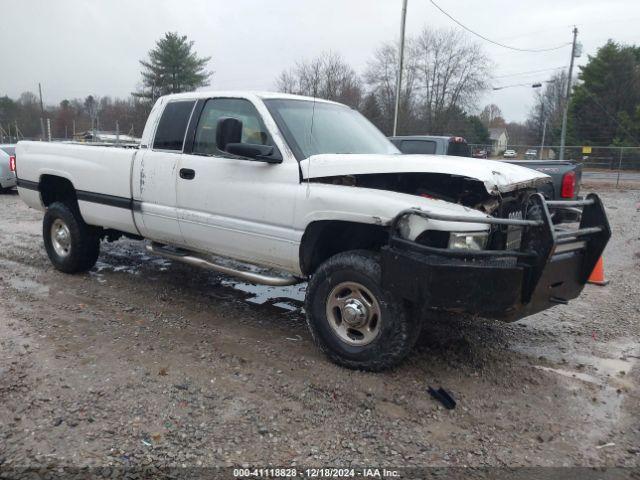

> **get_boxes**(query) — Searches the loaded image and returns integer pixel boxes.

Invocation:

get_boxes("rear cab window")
[399,140,437,155]
[446,140,471,157]
[153,101,196,151]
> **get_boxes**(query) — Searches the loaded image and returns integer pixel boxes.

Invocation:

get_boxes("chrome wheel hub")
[342,299,367,327]
[51,219,71,258]
[326,281,381,346]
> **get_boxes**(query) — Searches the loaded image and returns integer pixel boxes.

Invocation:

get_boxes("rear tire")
[43,202,100,273]
[305,250,421,371]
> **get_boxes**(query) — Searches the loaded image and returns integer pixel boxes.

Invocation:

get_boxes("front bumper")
[381,193,611,322]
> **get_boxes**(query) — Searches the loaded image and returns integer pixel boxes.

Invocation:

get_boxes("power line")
[575,16,640,29]
[492,82,544,91]
[494,66,566,79]
[494,26,573,43]
[429,0,572,52]
[493,17,640,43]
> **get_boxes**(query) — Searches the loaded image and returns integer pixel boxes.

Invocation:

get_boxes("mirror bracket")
[225,143,282,163]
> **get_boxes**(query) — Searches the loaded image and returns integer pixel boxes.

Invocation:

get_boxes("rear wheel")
[305,250,421,371]
[43,202,100,273]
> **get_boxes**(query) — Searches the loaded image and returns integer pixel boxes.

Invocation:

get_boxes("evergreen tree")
[135,32,211,100]
[569,40,640,146]
[360,93,384,132]
[464,115,491,144]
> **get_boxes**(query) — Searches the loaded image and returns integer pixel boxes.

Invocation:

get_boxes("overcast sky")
[2,0,639,122]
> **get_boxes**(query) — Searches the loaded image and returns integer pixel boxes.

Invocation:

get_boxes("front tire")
[305,250,421,371]
[43,202,100,273]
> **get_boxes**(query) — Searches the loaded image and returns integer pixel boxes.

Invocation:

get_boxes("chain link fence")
[469,144,640,186]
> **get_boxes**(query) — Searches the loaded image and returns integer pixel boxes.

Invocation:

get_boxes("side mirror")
[215,116,282,163]
[216,117,243,151]
[226,143,281,163]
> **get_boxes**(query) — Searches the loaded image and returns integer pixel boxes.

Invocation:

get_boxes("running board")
[145,243,300,287]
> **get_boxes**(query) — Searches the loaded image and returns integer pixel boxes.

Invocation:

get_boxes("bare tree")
[412,28,492,134]
[364,28,491,135]
[276,51,362,108]
[480,104,505,128]
[16,92,42,137]
[84,95,100,130]
[364,41,419,134]
[505,121,535,146]
[527,71,569,145]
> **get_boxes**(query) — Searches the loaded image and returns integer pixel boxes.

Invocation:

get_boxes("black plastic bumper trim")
[76,190,132,210]
[18,178,133,210]
[16,178,39,190]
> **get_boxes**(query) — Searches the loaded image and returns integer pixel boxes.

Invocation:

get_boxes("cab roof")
[158,90,344,106]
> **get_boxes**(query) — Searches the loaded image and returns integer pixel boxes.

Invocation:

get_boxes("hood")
[300,154,550,194]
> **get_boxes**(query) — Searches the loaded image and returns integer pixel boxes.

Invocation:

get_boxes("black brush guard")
[381,193,611,322]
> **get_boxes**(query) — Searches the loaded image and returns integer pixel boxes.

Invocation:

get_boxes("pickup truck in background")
[16,92,610,371]
[391,135,583,201]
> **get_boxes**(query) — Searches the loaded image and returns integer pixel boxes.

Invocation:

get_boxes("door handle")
[179,168,195,180]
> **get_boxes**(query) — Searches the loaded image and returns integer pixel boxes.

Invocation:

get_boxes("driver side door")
[176,97,300,271]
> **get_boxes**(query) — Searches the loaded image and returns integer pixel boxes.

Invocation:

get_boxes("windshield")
[264,99,399,160]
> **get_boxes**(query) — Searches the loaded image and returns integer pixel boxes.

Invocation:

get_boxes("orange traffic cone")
[588,257,609,286]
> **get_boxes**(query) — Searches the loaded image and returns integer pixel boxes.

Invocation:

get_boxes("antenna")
[306,85,317,198]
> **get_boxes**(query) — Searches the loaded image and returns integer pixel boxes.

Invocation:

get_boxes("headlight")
[448,231,489,250]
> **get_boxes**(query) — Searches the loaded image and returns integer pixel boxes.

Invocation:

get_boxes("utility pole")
[38,83,44,113]
[540,120,547,160]
[392,0,408,136]
[538,99,546,160]
[559,27,578,160]
[38,83,46,141]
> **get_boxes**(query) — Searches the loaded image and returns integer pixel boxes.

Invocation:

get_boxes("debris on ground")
[427,386,457,410]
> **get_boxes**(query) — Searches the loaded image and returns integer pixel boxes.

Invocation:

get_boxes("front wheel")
[43,202,101,273]
[305,250,421,371]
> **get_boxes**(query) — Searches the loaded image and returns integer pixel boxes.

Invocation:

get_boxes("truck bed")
[16,141,139,235]
[501,159,582,199]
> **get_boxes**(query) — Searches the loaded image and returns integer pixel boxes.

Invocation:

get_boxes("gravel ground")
[0,185,638,473]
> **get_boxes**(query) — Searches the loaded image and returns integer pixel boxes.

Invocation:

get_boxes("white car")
[503,149,517,158]
[0,144,17,193]
[15,91,610,370]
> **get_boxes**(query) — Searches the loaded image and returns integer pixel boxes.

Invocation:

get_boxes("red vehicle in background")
[472,148,488,159]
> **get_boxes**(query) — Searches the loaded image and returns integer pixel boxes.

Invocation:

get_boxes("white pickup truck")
[15,91,610,370]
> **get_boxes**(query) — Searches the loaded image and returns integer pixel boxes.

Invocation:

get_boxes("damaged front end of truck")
[302,154,611,322]
[381,193,611,322]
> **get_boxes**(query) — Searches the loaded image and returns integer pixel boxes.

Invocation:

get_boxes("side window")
[447,141,471,157]
[153,101,195,151]
[193,98,273,156]
[399,140,437,155]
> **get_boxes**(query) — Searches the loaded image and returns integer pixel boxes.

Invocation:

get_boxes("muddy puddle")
[92,243,307,312]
